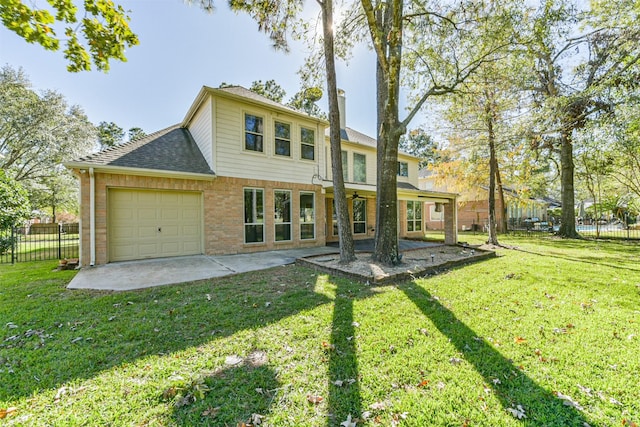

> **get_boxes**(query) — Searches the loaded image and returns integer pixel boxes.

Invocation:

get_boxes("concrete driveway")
[67,246,339,291]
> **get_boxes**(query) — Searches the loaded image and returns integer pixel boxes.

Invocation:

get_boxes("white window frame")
[274,121,292,157]
[274,189,292,241]
[397,161,409,177]
[407,200,423,232]
[244,188,265,243]
[244,113,264,153]
[300,192,316,240]
[353,198,367,234]
[300,127,315,160]
[353,152,366,183]
[341,150,348,182]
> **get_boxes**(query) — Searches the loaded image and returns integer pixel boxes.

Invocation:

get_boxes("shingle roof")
[216,86,303,116]
[326,126,414,157]
[71,125,214,175]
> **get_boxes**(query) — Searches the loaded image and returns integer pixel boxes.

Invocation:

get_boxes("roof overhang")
[182,86,330,127]
[64,162,217,181]
[321,180,457,202]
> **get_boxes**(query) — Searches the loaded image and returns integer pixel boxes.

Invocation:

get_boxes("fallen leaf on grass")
[554,391,584,410]
[340,414,357,427]
[450,357,463,365]
[391,412,409,426]
[307,394,323,404]
[622,419,638,427]
[322,341,336,351]
[369,401,388,410]
[201,406,220,418]
[417,379,430,388]
[0,407,17,419]
[506,405,527,419]
[514,336,527,344]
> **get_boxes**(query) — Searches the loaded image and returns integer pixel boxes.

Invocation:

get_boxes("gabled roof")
[66,125,215,177]
[183,85,329,126]
[326,126,416,158]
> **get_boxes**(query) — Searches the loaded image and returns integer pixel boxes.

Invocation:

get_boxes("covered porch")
[321,180,458,245]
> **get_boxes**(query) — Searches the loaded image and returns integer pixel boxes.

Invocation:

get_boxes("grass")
[1,236,639,426]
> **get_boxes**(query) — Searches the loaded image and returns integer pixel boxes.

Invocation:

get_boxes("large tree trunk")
[558,131,580,238]
[322,0,355,262]
[487,105,499,245]
[495,164,508,233]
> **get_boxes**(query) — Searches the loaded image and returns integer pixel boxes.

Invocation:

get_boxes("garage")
[108,189,203,262]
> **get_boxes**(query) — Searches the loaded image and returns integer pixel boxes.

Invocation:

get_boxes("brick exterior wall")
[76,172,326,266]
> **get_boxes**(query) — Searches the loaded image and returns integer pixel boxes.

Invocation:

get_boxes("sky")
[0,0,386,140]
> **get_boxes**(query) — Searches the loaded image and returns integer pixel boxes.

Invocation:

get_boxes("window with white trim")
[244,114,264,152]
[274,121,291,157]
[301,127,315,160]
[341,150,348,181]
[274,190,292,241]
[397,161,408,177]
[244,188,264,243]
[300,192,315,240]
[353,199,366,234]
[407,200,423,232]
[353,153,366,183]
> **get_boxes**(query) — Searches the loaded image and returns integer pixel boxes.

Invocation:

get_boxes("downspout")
[89,167,96,266]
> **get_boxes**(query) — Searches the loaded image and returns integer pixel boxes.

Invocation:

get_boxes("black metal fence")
[458,219,640,241]
[0,223,79,264]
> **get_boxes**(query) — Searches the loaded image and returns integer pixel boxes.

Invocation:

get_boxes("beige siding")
[397,154,420,187]
[188,96,213,170]
[325,140,377,185]
[214,97,322,184]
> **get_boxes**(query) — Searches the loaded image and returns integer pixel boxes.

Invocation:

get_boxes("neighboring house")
[65,86,458,267]
[419,169,560,231]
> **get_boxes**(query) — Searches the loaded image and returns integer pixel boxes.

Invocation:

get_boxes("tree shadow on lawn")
[169,351,279,426]
[0,266,331,403]
[399,280,593,426]
[326,281,363,426]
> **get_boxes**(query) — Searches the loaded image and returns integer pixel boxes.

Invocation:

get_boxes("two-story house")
[66,86,457,266]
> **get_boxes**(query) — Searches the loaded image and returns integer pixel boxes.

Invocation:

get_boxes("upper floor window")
[274,121,291,157]
[353,153,366,183]
[244,113,264,152]
[301,127,315,160]
[398,161,408,177]
[341,150,348,181]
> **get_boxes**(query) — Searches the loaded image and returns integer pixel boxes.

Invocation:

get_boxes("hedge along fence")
[0,223,79,264]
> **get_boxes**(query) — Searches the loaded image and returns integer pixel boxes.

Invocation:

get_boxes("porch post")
[444,196,458,245]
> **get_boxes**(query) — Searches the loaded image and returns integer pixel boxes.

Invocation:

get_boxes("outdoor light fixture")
[431,254,435,262]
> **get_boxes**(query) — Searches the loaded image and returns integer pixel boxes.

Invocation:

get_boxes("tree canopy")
[0,0,139,71]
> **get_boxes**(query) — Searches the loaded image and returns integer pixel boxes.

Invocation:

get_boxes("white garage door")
[108,189,203,262]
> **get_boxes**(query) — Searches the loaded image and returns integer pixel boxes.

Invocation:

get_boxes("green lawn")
[1,236,639,426]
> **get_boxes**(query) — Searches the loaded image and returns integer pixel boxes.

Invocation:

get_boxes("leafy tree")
[128,127,146,142]
[399,128,441,169]
[287,87,326,120]
[0,0,139,71]
[249,80,287,103]
[0,65,95,182]
[0,170,30,229]
[26,169,78,223]
[521,0,640,238]
[359,0,516,264]
[97,121,124,150]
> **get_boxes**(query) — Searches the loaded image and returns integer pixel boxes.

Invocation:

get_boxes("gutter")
[89,167,95,266]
